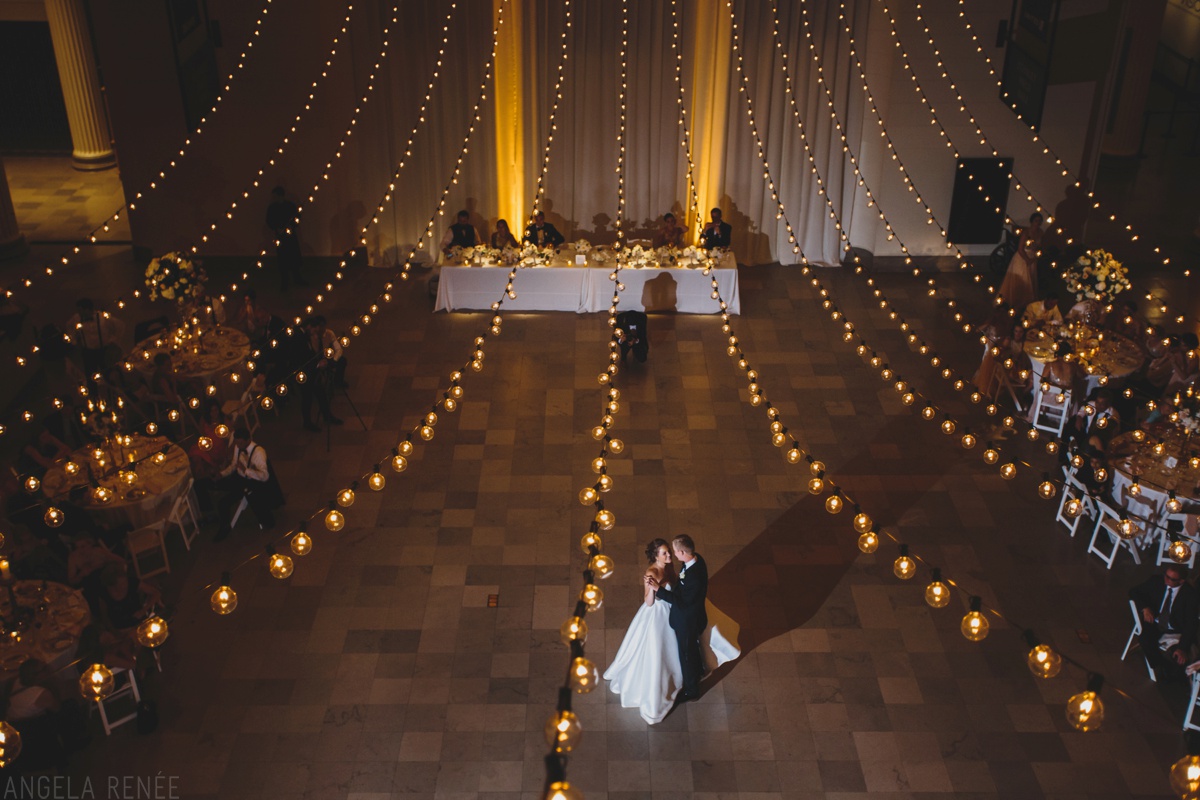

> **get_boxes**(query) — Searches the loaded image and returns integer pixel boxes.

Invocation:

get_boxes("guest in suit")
[648,534,708,700]
[1066,388,1120,453]
[441,210,478,257]
[522,212,565,247]
[1130,565,1199,680]
[214,427,283,540]
[698,208,732,250]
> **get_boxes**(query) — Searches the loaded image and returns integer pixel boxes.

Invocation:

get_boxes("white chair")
[1055,471,1096,538]
[230,496,250,529]
[167,479,202,552]
[126,521,169,580]
[984,357,1026,413]
[1031,385,1071,437]
[1157,513,1200,569]
[1120,598,1157,682]
[96,668,142,735]
[1087,500,1142,569]
[1184,671,1200,731]
[222,392,261,437]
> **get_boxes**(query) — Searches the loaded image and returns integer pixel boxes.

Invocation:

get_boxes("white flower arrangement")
[519,244,556,267]
[573,239,592,253]
[145,252,206,304]
[1062,248,1130,305]
[1181,409,1200,435]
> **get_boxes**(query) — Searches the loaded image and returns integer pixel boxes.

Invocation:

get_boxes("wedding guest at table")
[1141,398,1176,432]
[96,562,161,674]
[1022,294,1062,326]
[1006,322,1034,393]
[1079,447,1113,500]
[233,290,272,341]
[1066,388,1121,453]
[441,210,479,257]
[523,211,565,247]
[266,186,306,290]
[490,219,519,250]
[698,208,732,249]
[213,427,284,540]
[1106,299,1148,342]
[652,213,686,249]
[1164,332,1200,397]
[999,212,1043,311]
[188,285,226,326]
[1067,297,1105,326]
[1130,564,1199,682]
[65,298,124,378]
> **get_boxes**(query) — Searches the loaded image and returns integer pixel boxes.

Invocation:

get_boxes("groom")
[647,534,708,701]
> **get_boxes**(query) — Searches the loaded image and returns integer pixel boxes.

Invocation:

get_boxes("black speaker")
[947,157,1012,245]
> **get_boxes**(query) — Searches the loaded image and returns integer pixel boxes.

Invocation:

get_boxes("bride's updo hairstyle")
[645,538,669,564]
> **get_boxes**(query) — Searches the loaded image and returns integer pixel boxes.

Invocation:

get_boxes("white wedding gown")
[603,584,741,724]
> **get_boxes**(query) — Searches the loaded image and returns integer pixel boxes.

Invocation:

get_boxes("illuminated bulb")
[545,709,582,753]
[924,568,950,608]
[325,507,345,531]
[23,475,39,493]
[79,663,115,701]
[591,457,606,474]
[893,548,916,580]
[337,487,355,507]
[214,424,229,438]
[608,438,624,454]
[580,531,602,554]
[1038,476,1057,500]
[591,425,607,441]
[901,392,915,406]
[424,411,438,427]
[940,418,956,435]
[1169,754,1200,799]
[809,460,825,476]
[1000,463,1017,480]
[1168,493,1183,514]
[1027,644,1062,679]
[857,530,879,553]
[961,431,976,449]
[560,616,588,645]
[135,616,169,648]
[545,781,583,800]
[368,470,386,491]
[1065,679,1104,731]
[853,512,872,534]
[579,487,599,505]
[1094,467,1109,483]
[391,454,408,472]
[1129,480,1141,497]
[807,477,825,495]
[1063,498,1082,519]
[0,721,20,768]
[825,493,843,514]
[771,432,787,448]
[210,575,237,614]
[398,440,414,456]
[983,447,999,465]
[1170,539,1192,564]
[1116,519,1137,540]
[961,597,989,641]
[44,506,64,528]
[419,425,434,441]
[1045,441,1059,455]
[588,553,615,578]
[568,657,600,693]
[291,531,313,556]
[595,509,615,530]
[579,584,603,612]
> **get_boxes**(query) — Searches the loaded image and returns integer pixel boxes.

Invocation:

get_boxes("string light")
[1065,674,1105,731]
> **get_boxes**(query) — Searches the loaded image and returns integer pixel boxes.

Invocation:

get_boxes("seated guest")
[698,207,732,249]
[233,290,272,341]
[1066,388,1120,452]
[1079,448,1112,500]
[440,210,478,256]
[96,562,161,673]
[1141,398,1175,432]
[652,213,685,249]
[1130,564,1198,681]
[1022,294,1062,326]
[1165,332,1200,397]
[523,212,565,247]
[491,219,519,250]
[214,427,284,540]
[1106,299,1146,341]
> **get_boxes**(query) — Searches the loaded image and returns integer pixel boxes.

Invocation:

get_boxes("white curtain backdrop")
[101,0,1027,267]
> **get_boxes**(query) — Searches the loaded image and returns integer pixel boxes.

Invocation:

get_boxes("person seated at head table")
[698,207,732,249]
[652,213,686,249]
[490,219,519,250]
[1106,299,1147,341]
[440,209,478,256]
[1022,295,1063,327]
[523,212,565,247]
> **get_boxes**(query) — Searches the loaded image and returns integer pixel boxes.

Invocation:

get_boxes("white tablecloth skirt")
[435,265,740,315]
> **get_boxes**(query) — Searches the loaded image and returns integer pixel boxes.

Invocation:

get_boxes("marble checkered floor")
[5,156,130,242]
[0,249,1173,800]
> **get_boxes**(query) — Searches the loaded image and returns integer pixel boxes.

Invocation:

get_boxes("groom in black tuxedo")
[650,534,708,701]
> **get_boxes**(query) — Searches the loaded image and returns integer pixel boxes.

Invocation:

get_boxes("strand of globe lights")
[20,270,531,746]
[526,0,573,226]
[4,0,361,372]
[0,0,277,297]
[703,265,1167,740]
[263,0,461,277]
[367,0,509,278]
[182,1,391,257]
[945,0,1181,289]
[886,0,1190,332]
[543,7,633,797]
[669,0,721,243]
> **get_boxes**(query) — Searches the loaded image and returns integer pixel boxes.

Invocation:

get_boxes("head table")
[434,245,740,314]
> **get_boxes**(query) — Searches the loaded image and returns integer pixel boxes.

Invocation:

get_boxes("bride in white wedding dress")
[603,539,740,724]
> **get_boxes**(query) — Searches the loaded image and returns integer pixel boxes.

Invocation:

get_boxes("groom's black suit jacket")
[656,554,708,635]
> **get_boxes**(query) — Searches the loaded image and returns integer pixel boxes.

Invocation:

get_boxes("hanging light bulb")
[1000,463,1017,480]
[1168,492,1183,514]
[568,656,600,693]
[924,568,950,608]
[560,616,588,645]
[325,504,345,531]
[1169,750,1200,799]
[580,531,602,554]
[588,553,615,578]
[807,476,825,495]
[337,486,356,507]
[940,417,956,435]
[579,584,603,611]
[591,457,606,474]
[825,491,844,514]
[1038,474,1057,499]
[809,460,825,476]
[391,453,408,472]
[0,721,20,768]
[960,430,976,449]
[1065,674,1105,731]
[419,425,435,441]
[595,509,615,530]
[1170,537,1193,564]
[135,616,169,648]
[267,545,293,579]
[607,438,624,454]
[1116,518,1137,540]
[1063,497,1083,519]
[786,445,803,464]
[1045,440,1059,455]
[368,468,386,491]
[857,529,879,553]
[291,529,313,556]
[591,425,607,441]
[579,487,599,505]
[961,596,989,642]
[893,545,916,580]
[545,781,583,800]
[92,486,114,505]
[545,708,582,753]
[1023,632,1061,679]
[22,475,39,493]
[921,405,936,421]
[79,663,115,701]
[44,506,64,528]
[211,572,237,614]
[983,445,999,465]
[852,510,872,534]
[63,460,80,476]
[597,474,613,493]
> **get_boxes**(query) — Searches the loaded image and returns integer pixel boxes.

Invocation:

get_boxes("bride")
[603,538,740,724]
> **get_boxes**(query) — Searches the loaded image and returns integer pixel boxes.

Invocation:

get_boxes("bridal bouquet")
[1063,249,1130,305]
[145,252,206,304]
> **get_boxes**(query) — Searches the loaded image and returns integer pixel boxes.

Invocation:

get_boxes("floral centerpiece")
[1062,248,1130,306]
[519,244,557,268]
[145,252,206,304]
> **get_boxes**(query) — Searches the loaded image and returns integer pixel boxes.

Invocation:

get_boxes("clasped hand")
[644,575,660,589]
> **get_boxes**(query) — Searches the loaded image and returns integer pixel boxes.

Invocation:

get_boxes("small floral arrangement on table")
[519,244,556,268]
[500,245,520,265]
[1062,248,1130,305]
[574,239,592,254]
[145,252,206,304]
[1180,408,1200,436]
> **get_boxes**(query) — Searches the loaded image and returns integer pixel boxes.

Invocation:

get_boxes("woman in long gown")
[603,539,740,725]
[998,212,1043,312]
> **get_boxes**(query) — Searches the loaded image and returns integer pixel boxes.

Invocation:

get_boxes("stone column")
[0,160,28,262]
[44,0,116,170]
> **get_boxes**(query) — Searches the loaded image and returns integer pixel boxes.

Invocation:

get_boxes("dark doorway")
[947,157,1013,245]
[0,21,72,154]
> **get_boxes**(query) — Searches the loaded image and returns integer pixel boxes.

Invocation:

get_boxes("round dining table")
[0,581,91,680]
[41,434,192,529]
[1109,428,1200,524]
[130,324,251,401]
[1024,322,1145,395]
